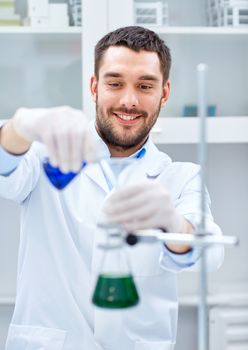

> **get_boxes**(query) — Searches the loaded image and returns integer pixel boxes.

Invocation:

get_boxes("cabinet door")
[0,33,82,119]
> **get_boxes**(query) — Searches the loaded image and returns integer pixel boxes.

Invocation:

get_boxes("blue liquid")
[43,159,87,190]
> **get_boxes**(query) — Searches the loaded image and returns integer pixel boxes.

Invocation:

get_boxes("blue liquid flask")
[43,159,87,190]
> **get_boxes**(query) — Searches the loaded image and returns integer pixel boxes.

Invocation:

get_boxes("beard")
[95,99,161,151]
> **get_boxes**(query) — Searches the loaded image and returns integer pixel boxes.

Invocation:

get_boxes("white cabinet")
[0,28,82,117]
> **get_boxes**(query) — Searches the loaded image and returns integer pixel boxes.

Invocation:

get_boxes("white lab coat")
[0,126,224,350]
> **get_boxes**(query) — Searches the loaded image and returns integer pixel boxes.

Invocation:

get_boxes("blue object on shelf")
[207,105,216,117]
[182,105,216,117]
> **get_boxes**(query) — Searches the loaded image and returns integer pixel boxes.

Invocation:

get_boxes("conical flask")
[92,224,139,309]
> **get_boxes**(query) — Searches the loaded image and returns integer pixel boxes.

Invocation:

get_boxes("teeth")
[116,114,137,121]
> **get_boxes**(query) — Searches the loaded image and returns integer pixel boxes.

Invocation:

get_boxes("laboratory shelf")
[0,26,81,34]
[146,26,248,35]
[0,296,15,305]
[1,26,248,36]
[152,117,248,144]
[179,292,248,307]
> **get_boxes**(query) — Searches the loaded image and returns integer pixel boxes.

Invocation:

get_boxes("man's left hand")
[103,181,185,233]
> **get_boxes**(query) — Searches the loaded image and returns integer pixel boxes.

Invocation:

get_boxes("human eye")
[107,81,122,88]
[138,84,153,90]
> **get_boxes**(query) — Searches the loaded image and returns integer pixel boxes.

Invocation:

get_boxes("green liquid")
[92,274,139,309]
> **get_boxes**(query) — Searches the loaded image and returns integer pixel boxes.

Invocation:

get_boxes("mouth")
[113,112,142,125]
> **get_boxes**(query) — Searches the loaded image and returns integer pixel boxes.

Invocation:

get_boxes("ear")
[161,80,170,107]
[90,75,98,103]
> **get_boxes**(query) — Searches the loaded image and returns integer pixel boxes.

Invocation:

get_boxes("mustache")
[109,107,148,117]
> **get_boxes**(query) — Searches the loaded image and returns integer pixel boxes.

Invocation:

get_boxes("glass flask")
[92,157,141,309]
[92,223,139,309]
[43,158,87,190]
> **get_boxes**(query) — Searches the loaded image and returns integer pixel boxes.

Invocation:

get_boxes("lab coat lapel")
[83,138,172,191]
[83,162,110,194]
[82,121,112,193]
[132,138,172,183]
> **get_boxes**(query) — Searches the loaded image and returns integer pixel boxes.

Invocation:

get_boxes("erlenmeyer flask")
[92,157,141,309]
[43,159,87,190]
[92,224,139,309]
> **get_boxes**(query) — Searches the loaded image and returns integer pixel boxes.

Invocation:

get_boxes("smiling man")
[92,45,169,158]
[0,26,224,350]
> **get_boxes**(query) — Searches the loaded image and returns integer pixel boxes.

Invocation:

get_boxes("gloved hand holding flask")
[103,180,194,253]
[10,106,96,189]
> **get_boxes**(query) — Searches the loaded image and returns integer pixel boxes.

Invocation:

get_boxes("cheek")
[142,98,159,114]
[98,92,119,111]
[97,97,113,117]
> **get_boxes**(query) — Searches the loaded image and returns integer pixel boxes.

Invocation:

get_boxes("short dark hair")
[94,26,171,83]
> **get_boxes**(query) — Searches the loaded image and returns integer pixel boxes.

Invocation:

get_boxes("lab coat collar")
[83,121,172,192]
[141,136,172,178]
[82,121,110,193]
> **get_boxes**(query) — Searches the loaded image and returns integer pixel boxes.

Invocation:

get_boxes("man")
[0,26,223,350]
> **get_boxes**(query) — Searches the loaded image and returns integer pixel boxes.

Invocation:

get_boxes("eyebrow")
[103,72,122,79]
[103,72,159,82]
[138,75,159,82]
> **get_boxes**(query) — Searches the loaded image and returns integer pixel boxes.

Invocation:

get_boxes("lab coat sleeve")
[0,122,23,175]
[0,143,41,204]
[0,145,24,175]
[159,163,224,273]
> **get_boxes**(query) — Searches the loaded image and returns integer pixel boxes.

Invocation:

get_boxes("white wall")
[0,306,14,348]
[160,143,248,350]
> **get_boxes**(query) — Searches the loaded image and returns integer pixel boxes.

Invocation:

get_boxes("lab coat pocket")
[6,324,67,350]
[135,340,175,350]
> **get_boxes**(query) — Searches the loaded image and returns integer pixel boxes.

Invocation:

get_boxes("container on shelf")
[68,0,81,27]
[48,4,69,27]
[207,0,248,26]
[25,0,48,27]
[25,1,70,28]
[0,0,22,26]
[134,0,168,26]
[182,105,217,117]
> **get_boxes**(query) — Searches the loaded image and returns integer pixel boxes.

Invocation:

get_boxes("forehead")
[99,46,162,79]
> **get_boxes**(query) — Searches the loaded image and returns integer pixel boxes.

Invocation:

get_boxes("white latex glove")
[103,181,185,233]
[12,106,95,173]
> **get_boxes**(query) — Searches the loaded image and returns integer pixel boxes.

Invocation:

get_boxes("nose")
[119,87,139,109]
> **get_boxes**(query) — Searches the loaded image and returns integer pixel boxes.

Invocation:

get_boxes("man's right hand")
[1,106,95,173]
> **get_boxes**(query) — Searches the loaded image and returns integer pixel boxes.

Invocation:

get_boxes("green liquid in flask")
[92,274,139,309]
